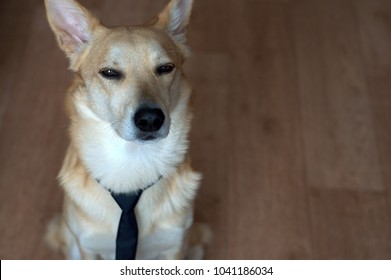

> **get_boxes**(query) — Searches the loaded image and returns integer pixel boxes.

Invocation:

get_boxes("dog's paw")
[45,215,64,252]
[186,223,212,260]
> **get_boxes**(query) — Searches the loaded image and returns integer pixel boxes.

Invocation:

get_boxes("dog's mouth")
[113,126,169,142]
[139,134,158,141]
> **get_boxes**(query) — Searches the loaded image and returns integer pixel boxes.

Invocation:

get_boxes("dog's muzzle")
[133,106,169,141]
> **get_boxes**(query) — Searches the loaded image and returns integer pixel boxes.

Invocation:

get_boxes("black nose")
[134,108,165,132]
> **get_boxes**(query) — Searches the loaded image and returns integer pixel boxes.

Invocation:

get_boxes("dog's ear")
[155,0,193,45]
[45,0,100,68]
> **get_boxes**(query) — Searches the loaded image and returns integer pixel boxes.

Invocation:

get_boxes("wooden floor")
[0,0,390,259]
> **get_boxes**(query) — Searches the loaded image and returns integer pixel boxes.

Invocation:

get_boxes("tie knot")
[111,190,143,213]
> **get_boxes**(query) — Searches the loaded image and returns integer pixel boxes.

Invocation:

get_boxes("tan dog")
[44,0,208,260]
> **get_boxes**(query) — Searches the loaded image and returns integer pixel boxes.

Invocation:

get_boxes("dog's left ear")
[155,0,193,45]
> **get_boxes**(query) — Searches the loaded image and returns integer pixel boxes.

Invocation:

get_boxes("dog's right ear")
[45,0,100,68]
[155,0,193,45]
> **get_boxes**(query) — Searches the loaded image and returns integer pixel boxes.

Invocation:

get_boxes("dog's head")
[45,0,193,142]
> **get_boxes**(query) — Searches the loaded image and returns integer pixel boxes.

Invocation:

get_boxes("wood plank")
[0,7,69,259]
[309,188,391,259]
[0,1,40,131]
[226,0,312,259]
[291,0,391,259]
[291,0,383,191]
[186,52,233,259]
[86,0,166,26]
[188,0,232,52]
[356,0,391,207]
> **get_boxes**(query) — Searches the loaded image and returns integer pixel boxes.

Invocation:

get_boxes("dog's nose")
[134,108,165,133]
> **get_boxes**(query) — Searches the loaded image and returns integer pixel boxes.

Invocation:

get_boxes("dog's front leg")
[137,227,188,259]
[136,209,194,260]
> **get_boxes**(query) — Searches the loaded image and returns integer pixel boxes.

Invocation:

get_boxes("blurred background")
[0,0,390,259]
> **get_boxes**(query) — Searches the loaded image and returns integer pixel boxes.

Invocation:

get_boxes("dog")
[44,0,209,260]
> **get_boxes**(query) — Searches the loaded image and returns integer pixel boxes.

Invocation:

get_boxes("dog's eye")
[99,68,123,80]
[156,63,175,75]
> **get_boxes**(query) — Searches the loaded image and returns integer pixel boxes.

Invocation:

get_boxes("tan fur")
[44,0,208,259]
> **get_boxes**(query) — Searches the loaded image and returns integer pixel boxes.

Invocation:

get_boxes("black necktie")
[111,189,143,260]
